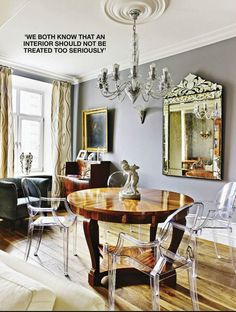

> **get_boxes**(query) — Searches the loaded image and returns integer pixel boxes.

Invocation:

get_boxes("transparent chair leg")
[104,222,109,242]
[188,262,199,311]
[228,228,236,273]
[212,229,221,259]
[150,274,160,311]
[192,235,198,277]
[103,242,109,255]
[103,222,110,251]
[108,254,117,311]
[73,219,78,256]
[24,225,34,261]
[34,226,44,256]
[103,222,110,254]
[63,227,69,276]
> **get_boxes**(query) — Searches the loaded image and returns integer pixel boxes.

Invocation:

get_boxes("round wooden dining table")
[67,187,194,287]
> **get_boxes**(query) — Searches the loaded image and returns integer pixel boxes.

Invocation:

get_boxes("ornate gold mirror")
[163,73,222,180]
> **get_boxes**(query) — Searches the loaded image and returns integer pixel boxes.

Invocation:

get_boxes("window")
[13,88,44,172]
[12,75,52,175]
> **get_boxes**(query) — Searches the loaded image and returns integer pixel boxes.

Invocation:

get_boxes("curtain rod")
[0,57,79,85]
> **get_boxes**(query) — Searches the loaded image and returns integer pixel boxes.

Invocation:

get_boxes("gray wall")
[77,37,236,202]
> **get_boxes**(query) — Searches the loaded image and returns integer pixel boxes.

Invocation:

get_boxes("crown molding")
[0,0,31,30]
[79,23,236,83]
[1,23,235,85]
[0,56,79,85]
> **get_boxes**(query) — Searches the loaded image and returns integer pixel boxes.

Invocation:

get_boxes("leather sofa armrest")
[0,182,17,220]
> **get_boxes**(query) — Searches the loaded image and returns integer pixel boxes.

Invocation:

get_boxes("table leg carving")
[83,219,102,286]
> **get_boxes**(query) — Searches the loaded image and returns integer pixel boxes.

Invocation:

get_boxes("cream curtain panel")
[51,80,71,196]
[0,66,14,178]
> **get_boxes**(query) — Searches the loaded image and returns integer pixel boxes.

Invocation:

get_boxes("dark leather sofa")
[0,176,52,229]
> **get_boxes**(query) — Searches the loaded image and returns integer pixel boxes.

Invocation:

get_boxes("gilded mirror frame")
[163,73,223,180]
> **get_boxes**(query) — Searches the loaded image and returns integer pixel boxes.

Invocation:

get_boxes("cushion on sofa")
[0,261,56,311]
[0,250,105,311]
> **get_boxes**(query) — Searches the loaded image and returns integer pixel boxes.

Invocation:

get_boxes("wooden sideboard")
[63,160,110,195]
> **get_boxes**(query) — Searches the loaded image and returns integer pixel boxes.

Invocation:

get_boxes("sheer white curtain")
[51,80,71,196]
[0,66,14,178]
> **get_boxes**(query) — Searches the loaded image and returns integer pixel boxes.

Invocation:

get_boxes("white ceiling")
[0,0,236,83]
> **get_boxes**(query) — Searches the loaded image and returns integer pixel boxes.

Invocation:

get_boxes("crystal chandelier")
[97,8,173,123]
[193,102,220,120]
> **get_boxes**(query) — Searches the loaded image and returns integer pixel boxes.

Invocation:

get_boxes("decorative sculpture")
[20,152,33,175]
[119,160,140,199]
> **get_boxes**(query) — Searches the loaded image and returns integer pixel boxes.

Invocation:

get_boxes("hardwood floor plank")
[0,219,235,311]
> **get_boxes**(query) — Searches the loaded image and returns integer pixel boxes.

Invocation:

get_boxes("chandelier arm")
[110,80,129,93]
[116,81,129,92]
[100,89,117,96]
[109,94,121,101]
[140,91,150,103]
[100,83,128,101]
[118,92,127,102]
[149,86,173,99]
[105,90,128,102]
[144,80,154,93]
[100,81,129,97]
[100,91,121,101]
[100,88,122,97]
[149,91,164,100]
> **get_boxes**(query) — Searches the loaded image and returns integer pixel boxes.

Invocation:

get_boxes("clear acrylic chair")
[107,170,128,188]
[107,171,141,238]
[21,178,77,276]
[197,182,236,273]
[108,202,204,311]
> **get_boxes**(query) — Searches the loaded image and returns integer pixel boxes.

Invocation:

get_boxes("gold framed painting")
[82,107,108,152]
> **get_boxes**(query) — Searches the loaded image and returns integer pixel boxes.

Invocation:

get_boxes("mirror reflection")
[163,73,222,180]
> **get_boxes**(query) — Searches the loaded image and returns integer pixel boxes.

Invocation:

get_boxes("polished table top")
[67,187,194,224]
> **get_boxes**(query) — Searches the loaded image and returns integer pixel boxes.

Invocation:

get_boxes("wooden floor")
[0,217,236,311]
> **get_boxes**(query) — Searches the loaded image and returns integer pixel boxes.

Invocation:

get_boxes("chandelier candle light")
[193,102,220,120]
[98,8,172,123]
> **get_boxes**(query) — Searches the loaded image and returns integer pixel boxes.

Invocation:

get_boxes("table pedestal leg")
[168,217,186,254]
[83,219,104,286]
[150,223,158,241]
[83,217,186,288]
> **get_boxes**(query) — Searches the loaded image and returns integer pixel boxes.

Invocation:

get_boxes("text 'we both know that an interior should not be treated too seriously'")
[23,34,107,54]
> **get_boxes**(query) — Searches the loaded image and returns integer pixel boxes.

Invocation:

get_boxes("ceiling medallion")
[103,0,166,24]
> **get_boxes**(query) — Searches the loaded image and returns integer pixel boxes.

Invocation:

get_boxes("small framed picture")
[88,152,96,161]
[76,149,87,160]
